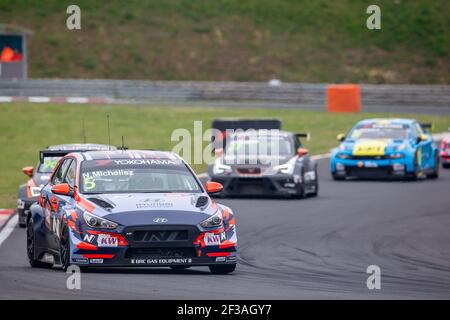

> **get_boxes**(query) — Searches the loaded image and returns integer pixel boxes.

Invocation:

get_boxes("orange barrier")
[327,84,361,112]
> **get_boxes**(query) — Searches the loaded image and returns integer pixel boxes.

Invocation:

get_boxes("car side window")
[51,159,72,185]
[415,123,424,135]
[294,136,302,150]
[411,123,420,140]
[63,159,77,188]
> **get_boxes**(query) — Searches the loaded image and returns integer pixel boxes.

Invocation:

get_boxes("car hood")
[83,193,215,226]
[340,139,409,155]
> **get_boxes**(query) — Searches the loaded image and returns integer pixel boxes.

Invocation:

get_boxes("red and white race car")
[440,135,450,168]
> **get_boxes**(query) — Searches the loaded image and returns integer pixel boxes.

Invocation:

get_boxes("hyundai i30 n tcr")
[17,144,116,228]
[330,119,439,180]
[27,150,237,274]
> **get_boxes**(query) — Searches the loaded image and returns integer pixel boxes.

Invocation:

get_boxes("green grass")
[1,102,450,208]
[0,0,449,83]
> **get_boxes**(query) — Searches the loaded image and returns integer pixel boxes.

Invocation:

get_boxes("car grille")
[123,225,199,248]
[236,167,261,175]
[350,155,386,160]
[133,230,188,242]
[347,167,392,177]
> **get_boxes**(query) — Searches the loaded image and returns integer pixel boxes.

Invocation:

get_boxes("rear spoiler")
[295,133,311,141]
[420,123,433,131]
[211,118,282,150]
[39,150,91,163]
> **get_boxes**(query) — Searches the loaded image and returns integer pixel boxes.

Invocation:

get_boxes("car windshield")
[37,156,61,173]
[80,159,201,194]
[350,125,409,140]
[225,136,293,156]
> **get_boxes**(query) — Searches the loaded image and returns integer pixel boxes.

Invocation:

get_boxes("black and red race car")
[17,144,116,228]
[208,119,318,198]
[27,149,237,274]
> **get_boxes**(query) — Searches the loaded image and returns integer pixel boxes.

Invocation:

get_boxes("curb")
[0,209,16,234]
[0,213,18,247]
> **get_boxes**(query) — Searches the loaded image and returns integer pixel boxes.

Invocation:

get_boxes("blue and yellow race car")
[330,118,439,180]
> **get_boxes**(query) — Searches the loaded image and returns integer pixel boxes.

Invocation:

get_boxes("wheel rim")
[26,222,34,260]
[60,231,69,268]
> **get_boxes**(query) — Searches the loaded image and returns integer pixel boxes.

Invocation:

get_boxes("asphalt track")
[0,158,449,299]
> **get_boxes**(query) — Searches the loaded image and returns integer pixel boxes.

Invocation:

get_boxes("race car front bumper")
[331,158,413,179]
[210,174,306,197]
[68,225,238,267]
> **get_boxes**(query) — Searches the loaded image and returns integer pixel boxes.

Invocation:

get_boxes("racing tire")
[19,217,26,228]
[209,264,236,274]
[18,209,26,228]
[309,168,319,197]
[60,227,71,271]
[27,218,53,269]
[427,154,439,179]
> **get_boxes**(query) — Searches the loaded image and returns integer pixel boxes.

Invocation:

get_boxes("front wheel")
[27,218,53,269]
[309,167,319,197]
[427,153,439,179]
[209,264,236,274]
[18,209,26,228]
[60,228,71,271]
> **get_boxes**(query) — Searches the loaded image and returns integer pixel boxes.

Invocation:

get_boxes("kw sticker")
[97,234,118,247]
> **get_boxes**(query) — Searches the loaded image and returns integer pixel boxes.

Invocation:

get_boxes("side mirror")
[22,166,34,178]
[205,181,223,195]
[337,134,346,142]
[51,183,73,196]
[417,134,428,143]
[297,147,309,157]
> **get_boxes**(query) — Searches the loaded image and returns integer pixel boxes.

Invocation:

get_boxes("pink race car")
[440,135,450,168]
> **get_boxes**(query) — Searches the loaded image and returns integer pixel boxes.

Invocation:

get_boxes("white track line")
[0,214,18,247]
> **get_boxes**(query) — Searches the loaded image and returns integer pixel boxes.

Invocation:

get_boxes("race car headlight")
[213,163,232,175]
[199,210,223,230]
[387,153,405,159]
[273,162,295,175]
[83,211,118,229]
[29,187,42,197]
[336,153,351,160]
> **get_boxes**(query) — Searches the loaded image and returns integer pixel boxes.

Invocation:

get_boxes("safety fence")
[0,79,449,113]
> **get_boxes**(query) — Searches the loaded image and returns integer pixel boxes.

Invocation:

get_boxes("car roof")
[76,149,179,161]
[229,129,292,138]
[356,118,416,126]
[46,143,116,151]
